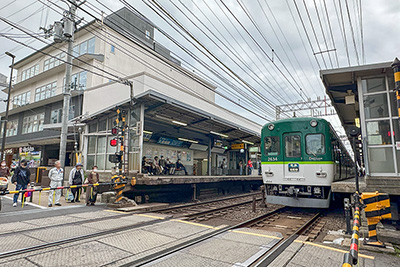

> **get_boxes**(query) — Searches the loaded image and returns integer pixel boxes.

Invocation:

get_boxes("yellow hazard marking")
[172,219,219,229]
[137,214,166,220]
[342,263,352,267]
[352,233,359,240]
[294,241,374,260]
[230,229,281,240]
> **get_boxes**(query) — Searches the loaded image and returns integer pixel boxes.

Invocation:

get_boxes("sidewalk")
[6,182,94,209]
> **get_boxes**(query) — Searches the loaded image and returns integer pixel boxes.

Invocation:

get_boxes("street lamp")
[1,52,16,160]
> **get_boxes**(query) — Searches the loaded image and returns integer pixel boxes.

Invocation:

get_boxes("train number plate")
[288,163,299,172]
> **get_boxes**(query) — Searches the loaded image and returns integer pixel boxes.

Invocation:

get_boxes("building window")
[44,52,65,71]
[1,119,18,137]
[145,30,150,40]
[21,64,39,82]
[22,113,44,134]
[66,71,87,90]
[110,44,115,53]
[73,37,95,57]
[13,91,31,108]
[35,81,57,102]
[50,106,75,124]
[86,119,118,170]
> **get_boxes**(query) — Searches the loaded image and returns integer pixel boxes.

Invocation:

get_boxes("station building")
[0,7,261,178]
[321,61,400,195]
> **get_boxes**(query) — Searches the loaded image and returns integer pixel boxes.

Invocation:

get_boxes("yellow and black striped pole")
[112,175,125,203]
[391,58,400,117]
[361,192,391,247]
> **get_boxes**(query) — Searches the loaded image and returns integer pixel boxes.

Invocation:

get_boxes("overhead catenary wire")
[218,0,309,102]
[322,0,340,67]
[312,0,334,68]
[344,0,360,65]
[169,0,290,106]
[146,0,282,113]
[337,0,351,66]
[37,0,275,121]
[300,0,328,69]
[86,0,276,119]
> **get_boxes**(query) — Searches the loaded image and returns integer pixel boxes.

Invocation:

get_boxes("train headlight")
[310,119,318,127]
[268,124,275,130]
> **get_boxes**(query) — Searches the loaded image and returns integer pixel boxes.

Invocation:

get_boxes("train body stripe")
[262,161,334,165]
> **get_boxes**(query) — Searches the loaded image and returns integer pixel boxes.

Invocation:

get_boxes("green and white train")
[261,117,354,208]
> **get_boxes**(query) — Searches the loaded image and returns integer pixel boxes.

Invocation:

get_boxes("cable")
[322,0,340,67]
[359,0,365,64]
[338,0,351,66]
[312,0,333,68]
[219,0,309,101]
[344,0,360,65]
[44,0,274,121]
[170,0,289,106]
[301,0,328,69]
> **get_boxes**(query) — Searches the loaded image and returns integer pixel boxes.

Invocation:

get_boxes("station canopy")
[86,90,261,147]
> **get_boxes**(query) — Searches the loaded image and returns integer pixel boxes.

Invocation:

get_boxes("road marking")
[137,214,166,220]
[294,240,375,259]
[230,229,282,240]
[2,196,47,209]
[172,219,219,229]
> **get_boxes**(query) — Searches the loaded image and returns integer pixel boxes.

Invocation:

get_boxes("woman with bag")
[68,163,84,203]
[86,166,99,206]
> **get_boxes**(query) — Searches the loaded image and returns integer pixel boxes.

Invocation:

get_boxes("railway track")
[0,192,263,259]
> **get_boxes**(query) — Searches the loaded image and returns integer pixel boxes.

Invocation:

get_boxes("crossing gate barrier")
[361,192,391,247]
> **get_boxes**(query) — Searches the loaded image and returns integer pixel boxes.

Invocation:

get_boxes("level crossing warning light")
[111,127,118,135]
[110,138,118,147]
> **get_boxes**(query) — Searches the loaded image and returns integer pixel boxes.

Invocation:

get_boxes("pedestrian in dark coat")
[11,159,31,207]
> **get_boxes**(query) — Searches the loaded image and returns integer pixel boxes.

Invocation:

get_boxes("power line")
[312,0,334,68]
[322,0,340,67]
[301,0,328,69]
[337,0,351,66]
[218,0,309,101]
[359,0,365,64]
[344,0,360,65]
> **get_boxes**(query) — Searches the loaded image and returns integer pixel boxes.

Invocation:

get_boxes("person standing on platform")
[239,160,243,176]
[0,160,10,179]
[247,159,253,175]
[220,158,228,175]
[68,163,84,203]
[159,156,167,174]
[86,166,99,206]
[48,161,63,207]
[11,159,31,207]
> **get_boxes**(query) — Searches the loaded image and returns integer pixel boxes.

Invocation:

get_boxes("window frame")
[284,134,302,158]
[305,133,326,156]
[264,136,280,156]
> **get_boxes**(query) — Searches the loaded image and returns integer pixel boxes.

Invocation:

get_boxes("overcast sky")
[0,0,399,137]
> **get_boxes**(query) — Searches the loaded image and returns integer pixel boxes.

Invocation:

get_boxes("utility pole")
[41,0,84,180]
[1,52,15,161]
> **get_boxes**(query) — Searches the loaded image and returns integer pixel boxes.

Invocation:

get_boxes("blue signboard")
[157,137,184,147]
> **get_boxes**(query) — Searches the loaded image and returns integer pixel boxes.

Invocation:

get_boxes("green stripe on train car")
[262,161,334,164]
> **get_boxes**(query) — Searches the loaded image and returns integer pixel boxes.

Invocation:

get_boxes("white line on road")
[2,196,47,209]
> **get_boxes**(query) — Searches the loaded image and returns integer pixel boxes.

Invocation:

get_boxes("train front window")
[306,134,325,155]
[285,135,301,158]
[264,136,279,156]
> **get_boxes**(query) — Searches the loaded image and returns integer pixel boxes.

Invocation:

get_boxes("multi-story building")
[1,7,262,177]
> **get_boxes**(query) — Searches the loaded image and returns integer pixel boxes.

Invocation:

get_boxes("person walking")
[68,163,84,203]
[0,160,10,179]
[11,159,31,207]
[86,166,99,206]
[220,158,227,175]
[48,161,63,207]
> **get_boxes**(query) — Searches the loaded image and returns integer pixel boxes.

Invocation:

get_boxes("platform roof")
[320,61,392,132]
[85,90,261,146]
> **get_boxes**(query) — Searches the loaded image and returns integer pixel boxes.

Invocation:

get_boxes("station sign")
[231,143,245,150]
[157,137,184,147]
[214,139,223,148]
[249,147,260,152]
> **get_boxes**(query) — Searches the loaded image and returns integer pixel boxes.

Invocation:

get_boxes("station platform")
[332,176,400,195]
[135,175,263,185]
[0,202,394,267]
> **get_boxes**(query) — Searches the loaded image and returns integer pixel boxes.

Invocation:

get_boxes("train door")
[283,132,305,181]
